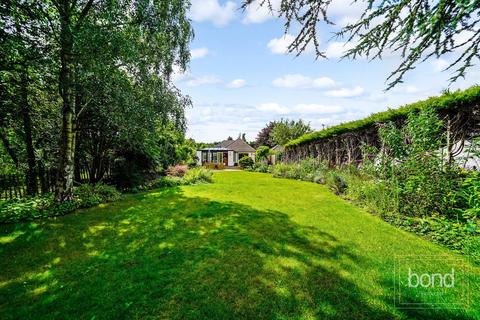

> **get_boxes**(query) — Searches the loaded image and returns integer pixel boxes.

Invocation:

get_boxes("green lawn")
[1,171,479,319]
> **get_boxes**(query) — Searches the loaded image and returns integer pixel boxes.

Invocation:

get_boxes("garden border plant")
[273,106,480,263]
[0,166,213,224]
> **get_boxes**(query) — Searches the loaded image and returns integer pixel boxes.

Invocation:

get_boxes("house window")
[212,152,217,163]
[202,152,207,163]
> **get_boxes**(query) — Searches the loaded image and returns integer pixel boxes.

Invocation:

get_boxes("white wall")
[196,151,202,165]
[228,151,234,166]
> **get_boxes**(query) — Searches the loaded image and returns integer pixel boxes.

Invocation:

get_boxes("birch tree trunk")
[55,1,76,201]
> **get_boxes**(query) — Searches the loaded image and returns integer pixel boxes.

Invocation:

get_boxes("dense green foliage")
[0,0,194,199]
[0,183,121,223]
[254,121,276,147]
[255,146,270,162]
[275,108,480,261]
[238,156,254,169]
[1,172,478,319]
[286,86,480,147]
[272,118,312,146]
[246,163,272,173]
[0,167,213,223]
[142,167,213,190]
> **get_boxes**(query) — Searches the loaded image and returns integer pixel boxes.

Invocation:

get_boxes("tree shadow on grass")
[0,188,476,319]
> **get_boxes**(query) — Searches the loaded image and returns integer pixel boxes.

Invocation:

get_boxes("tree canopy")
[255,121,277,148]
[272,119,312,146]
[0,0,194,198]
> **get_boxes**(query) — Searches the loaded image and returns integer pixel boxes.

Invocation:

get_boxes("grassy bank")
[1,171,479,319]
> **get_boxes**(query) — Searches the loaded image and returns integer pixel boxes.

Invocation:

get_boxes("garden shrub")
[183,167,213,184]
[75,183,121,208]
[146,176,185,189]
[0,196,53,223]
[344,175,399,216]
[0,183,121,223]
[239,156,254,169]
[250,163,271,173]
[463,236,480,263]
[324,171,347,195]
[387,214,480,262]
[144,167,213,189]
[256,146,270,163]
[272,158,327,182]
[110,151,155,189]
[451,170,480,220]
[166,164,188,177]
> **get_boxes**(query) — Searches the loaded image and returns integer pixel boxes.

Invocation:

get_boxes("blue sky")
[175,0,480,143]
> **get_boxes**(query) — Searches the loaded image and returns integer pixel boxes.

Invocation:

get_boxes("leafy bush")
[272,158,327,181]
[144,167,213,190]
[166,164,189,177]
[250,163,271,173]
[183,167,213,184]
[0,183,121,223]
[239,156,254,169]
[344,174,399,216]
[256,146,270,162]
[324,171,347,195]
[387,214,480,263]
[0,196,53,223]
[75,183,121,208]
[145,176,185,189]
[451,170,480,220]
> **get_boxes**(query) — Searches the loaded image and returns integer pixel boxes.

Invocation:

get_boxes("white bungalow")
[196,138,256,167]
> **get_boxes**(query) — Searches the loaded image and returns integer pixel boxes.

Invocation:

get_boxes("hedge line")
[285,86,480,148]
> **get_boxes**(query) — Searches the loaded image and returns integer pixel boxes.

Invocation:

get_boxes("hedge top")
[285,86,480,148]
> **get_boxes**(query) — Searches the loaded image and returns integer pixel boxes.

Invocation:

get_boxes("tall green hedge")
[285,86,480,148]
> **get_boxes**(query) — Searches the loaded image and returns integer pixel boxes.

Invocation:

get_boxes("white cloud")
[328,0,367,18]
[191,48,209,59]
[366,93,388,102]
[393,85,420,94]
[255,102,345,115]
[267,34,295,54]
[268,34,316,55]
[186,75,221,87]
[325,41,356,59]
[337,15,359,27]
[189,0,236,27]
[273,74,310,88]
[328,0,368,29]
[243,0,280,24]
[226,79,246,88]
[272,74,337,89]
[432,58,449,72]
[293,104,345,114]
[256,102,290,114]
[325,86,365,98]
